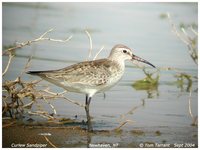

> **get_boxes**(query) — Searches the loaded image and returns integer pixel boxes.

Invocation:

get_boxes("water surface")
[2,2,198,147]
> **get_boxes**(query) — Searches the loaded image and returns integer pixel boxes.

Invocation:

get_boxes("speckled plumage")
[31,58,124,96]
[27,44,155,98]
[27,44,155,131]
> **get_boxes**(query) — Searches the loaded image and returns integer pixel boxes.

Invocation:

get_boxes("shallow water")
[2,2,198,147]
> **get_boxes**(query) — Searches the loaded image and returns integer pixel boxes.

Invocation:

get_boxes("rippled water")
[3,2,198,133]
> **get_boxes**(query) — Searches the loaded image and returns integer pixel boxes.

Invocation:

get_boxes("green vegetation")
[174,73,193,92]
[132,69,159,91]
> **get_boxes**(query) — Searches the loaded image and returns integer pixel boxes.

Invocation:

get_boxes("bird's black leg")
[85,95,93,132]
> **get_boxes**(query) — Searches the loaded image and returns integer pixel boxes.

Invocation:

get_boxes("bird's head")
[109,44,155,68]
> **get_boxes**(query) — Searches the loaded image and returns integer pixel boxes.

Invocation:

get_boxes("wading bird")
[27,44,155,131]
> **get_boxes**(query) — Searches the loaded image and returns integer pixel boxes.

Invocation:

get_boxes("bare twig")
[167,13,198,65]
[188,90,198,126]
[23,101,34,108]
[93,45,105,60]
[167,13,189,45]
[40,35,73,43]
[2,28,78,121]
[113,120,134,131]
[43,97,57,115]
[28,111,55,120]
[2,52,14,76]
[42,88,84,107]
[19,55,33,77]
[190,26,198,36]
[43,88,67,96]
[63,97,85,107]
[188,90,193,119]
[181,27,192,41]
[85,30,92,60]
[43,135,57,148]
[3,28,73,55]
[39,28,54,38]
[116,100,144,130]
[120,99,145,120]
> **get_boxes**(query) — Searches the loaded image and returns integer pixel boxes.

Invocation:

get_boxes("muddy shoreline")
[3,121,198,148]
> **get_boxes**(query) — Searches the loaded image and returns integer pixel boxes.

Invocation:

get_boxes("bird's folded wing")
[38,59,115,86]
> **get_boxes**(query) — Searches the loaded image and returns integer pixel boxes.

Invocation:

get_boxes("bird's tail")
[26,70,54,75]
[26,71,42,75]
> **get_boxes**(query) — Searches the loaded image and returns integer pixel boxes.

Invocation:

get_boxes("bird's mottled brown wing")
[30,59,121,86]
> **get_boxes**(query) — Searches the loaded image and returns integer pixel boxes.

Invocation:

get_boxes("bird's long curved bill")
[132,54,155,68]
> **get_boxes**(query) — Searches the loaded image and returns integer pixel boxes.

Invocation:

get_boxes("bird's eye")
[123,50,127,53]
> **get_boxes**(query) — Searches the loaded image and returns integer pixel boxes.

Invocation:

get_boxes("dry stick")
[43,88,84,107]
[85,30,105,60]
[188,90,193,119]
[93,45,105,60]
[23,101,34,108]
[43,97,57,115]
[120,99,145,121]
[62,97,85,107]
[181,27,192,41]
[120,106,140,120]
[43,88,67,96]
[3,28,73,55]
[43,135,57,148]
[181,27,198,63]
[167,13,189,45]
[114,120,134,131]
[36,28,72,43]
[40,35,73,43]
[167,13,197,65]
[190,26,198,36]
[3,28,72,77]
[19,55,33,77]
[29,79,43,85]
[85,30,92,60]
[58,90,68,95]
[2,52,14,76]
[2,29,76,121]
[188,90,197,125]
[28,111,55,120]
[117,100,145,131]
[181,28,198,63]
